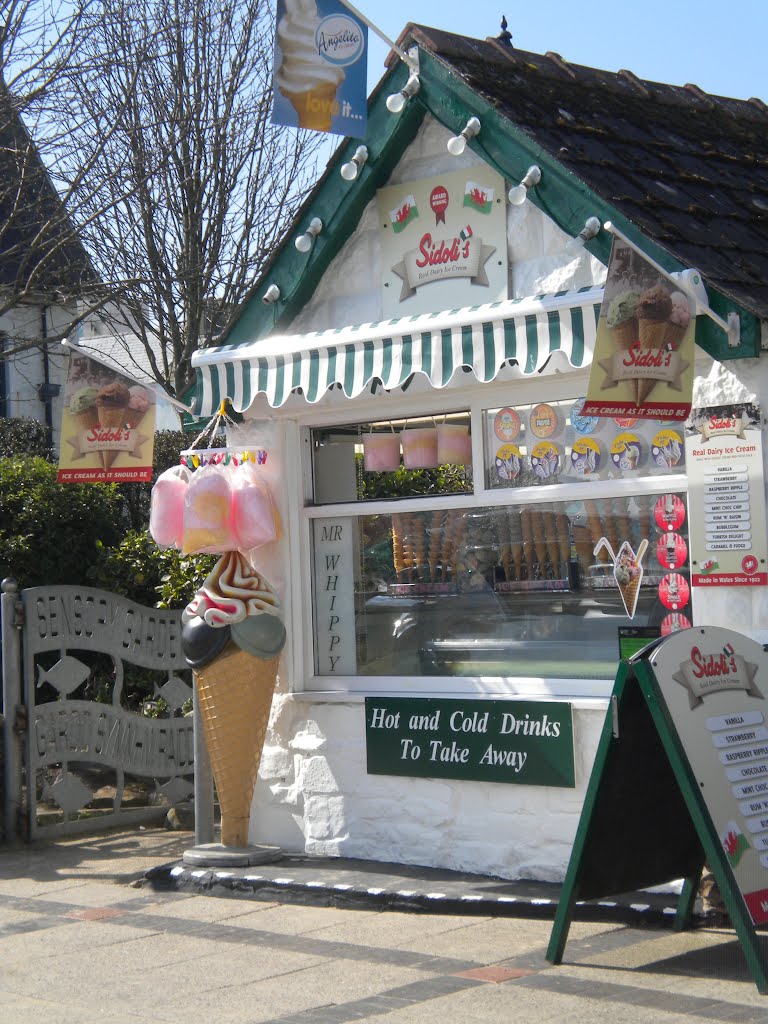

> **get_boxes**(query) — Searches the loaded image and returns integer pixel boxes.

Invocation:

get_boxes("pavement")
[1,826,768,1023]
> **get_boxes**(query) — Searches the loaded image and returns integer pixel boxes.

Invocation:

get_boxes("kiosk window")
[310,493,690,681]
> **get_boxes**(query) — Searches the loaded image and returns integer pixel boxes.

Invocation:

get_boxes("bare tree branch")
[47,0,323,398]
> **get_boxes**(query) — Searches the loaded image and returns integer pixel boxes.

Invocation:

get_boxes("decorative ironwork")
[23,586,195,839]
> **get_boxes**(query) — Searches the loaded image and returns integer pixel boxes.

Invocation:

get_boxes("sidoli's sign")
[391,230,496,301]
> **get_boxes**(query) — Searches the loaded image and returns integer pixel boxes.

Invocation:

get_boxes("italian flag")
[464,181,494,213]
[389,195,419,233]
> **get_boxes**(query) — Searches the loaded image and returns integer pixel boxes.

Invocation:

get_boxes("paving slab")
[1,828,766,1024]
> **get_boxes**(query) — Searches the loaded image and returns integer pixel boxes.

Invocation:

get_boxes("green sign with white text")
[365,697,574,787]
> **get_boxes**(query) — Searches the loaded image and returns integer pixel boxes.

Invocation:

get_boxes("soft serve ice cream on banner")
[272,0,367,136]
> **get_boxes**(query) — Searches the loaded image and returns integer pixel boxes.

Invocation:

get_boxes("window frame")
[295,372,689,700]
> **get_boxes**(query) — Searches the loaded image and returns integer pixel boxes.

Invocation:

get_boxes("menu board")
[651,626,768,924]
[684,404,767,587]
[484,397,685,490]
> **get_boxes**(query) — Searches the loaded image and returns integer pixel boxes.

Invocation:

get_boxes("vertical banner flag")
[57,352,156,484]
[272,0,368,137]
[582,236,695,420]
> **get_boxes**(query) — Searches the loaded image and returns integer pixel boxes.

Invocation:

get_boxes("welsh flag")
[389,195,419,233]
[464,181,494,213]
[722,821,749,868]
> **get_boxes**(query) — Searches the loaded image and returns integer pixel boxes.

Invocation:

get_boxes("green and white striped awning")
[192,287,603,415]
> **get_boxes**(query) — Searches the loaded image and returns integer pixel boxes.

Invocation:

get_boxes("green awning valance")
[192,287,602,415]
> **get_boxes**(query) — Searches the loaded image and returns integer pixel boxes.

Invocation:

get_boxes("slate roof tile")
[405,24,768,319]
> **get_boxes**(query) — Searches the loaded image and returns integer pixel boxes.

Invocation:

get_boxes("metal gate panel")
[23,586,194,839]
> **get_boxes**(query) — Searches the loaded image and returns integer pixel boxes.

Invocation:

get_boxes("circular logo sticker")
[570,437,601,475]
[656,533,688,570]
[651,429,684,469]
[611,432,643,471]
[530,441,560,480]
[659,572,690,611]
[495,443,522,481]
[316,15,365,66]
[654,494,686,532]
[494,407,521,442]
[529,403,559,439]
[742,554,759,576]
[613,415,638,429]
[661,612,692,636]
[570,397,599,435]
[429,186,449,224]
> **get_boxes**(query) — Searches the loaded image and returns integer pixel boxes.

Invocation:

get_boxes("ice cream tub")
[363,431,400,472]
[401,428,438,469]
[436,424,471,466]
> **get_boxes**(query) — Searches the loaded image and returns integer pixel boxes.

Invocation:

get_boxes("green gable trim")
[417,52,760,362]
[224,60,423,350]
[218,47,758,373]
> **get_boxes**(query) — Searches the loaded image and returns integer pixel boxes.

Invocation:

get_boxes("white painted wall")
[237,116,768,881]
[2,304,74,448]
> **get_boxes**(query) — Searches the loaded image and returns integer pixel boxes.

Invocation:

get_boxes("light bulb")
[262,284,281,304]
[446,116,480,156]
[446,134,467,156]
[507,165,542,206]
[386,91,407,113]
[385,73,420,114]
[294,217,322,253]
[339,145,368,181]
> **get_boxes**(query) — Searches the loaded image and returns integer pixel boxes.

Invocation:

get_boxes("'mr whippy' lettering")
[674,645,764,709]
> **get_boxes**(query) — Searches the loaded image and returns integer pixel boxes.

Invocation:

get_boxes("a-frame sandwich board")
[547,626,768,994]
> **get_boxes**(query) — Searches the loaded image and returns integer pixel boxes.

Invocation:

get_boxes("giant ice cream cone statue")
[275,0,344,132]
[182,551,286,848]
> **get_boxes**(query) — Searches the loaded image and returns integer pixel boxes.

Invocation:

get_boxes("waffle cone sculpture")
[182,551,285,849]
[195,643,280,846]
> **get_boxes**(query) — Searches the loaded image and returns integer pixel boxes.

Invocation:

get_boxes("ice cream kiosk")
[182,22,768,881]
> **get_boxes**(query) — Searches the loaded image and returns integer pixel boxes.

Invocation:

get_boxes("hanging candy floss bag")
[181,463,238,554]
[149,464,190,549]
[232,459,280,551]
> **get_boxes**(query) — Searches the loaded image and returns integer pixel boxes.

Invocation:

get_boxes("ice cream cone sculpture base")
[183,842,282,868]
[194,641,280,850]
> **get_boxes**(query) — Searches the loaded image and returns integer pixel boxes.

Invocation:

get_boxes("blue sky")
[361,2,767,101]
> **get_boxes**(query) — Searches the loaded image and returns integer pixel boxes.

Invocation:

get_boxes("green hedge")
[0,456,124,589]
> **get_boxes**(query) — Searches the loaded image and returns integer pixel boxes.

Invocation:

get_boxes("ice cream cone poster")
[272,0,367,137]
[581,236,695,420]
[57,353,156,484]
[378,166,507,317]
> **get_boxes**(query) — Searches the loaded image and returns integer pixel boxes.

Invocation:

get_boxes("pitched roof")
[217,22,766,367]
[403,23,768,321]
[0,83,98,298]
